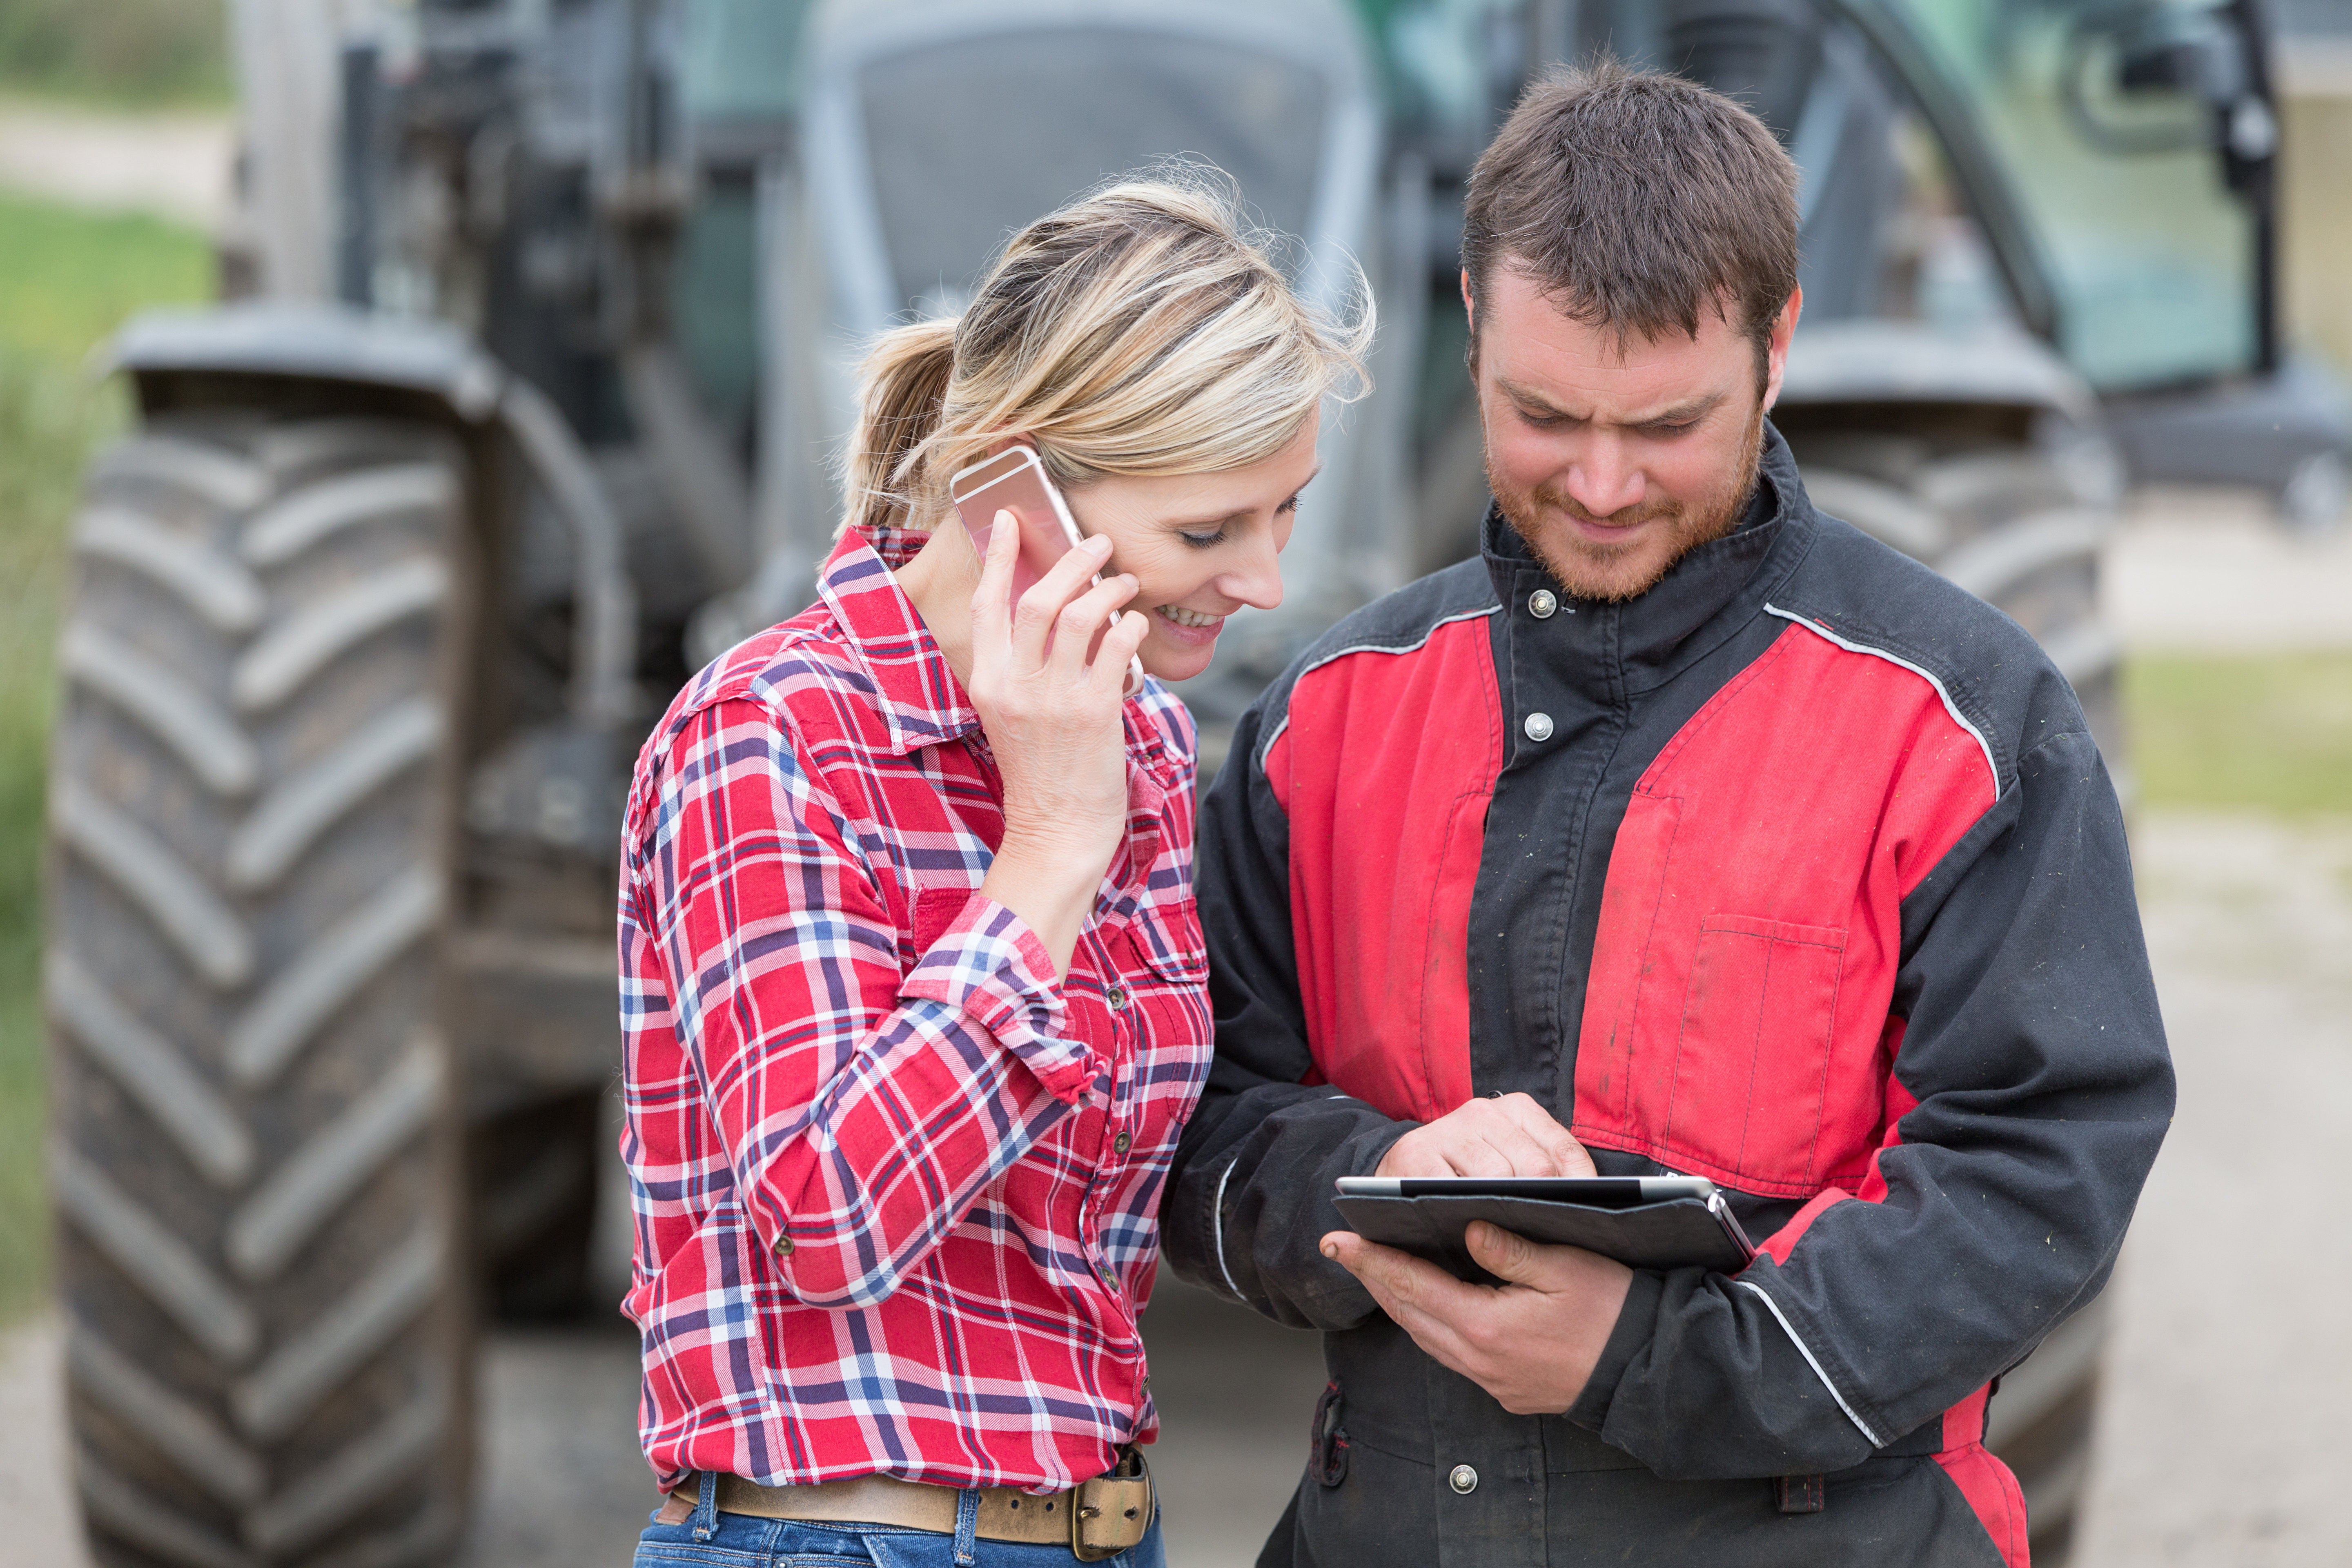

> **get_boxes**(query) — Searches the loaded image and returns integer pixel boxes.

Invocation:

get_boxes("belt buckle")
[1070,1449,1152,1562]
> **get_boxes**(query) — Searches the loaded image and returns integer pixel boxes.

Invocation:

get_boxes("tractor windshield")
[855,29,1327,315]
[1882,0,2262,391]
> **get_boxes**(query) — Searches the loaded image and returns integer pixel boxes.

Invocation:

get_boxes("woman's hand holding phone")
[966,506,1149,980]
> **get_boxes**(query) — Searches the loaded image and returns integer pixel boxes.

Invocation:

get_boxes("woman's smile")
[1153,603,1227,644]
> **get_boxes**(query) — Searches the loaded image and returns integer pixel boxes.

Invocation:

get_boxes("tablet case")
[1332,1190,1757,1283]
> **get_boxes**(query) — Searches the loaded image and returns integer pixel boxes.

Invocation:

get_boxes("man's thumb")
[1465,1221,1543,1283]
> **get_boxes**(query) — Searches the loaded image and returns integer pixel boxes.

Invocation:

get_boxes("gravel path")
[0,99,230,229]
[2105,488,2352,650]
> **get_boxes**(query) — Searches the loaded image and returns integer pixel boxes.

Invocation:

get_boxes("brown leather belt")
[658,1450,1153,1562]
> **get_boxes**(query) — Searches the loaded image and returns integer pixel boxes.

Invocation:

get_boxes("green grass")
[0,188,211,1323]
[0,0,229,108]
[2126,651,2352,817]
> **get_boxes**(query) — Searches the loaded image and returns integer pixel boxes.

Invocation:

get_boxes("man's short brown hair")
[1461,60,1799,386]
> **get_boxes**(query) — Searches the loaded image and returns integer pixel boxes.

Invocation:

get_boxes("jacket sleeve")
[1565,726,2176,1477]
[1161,694,1412,1330]
[621,697,1090,1310]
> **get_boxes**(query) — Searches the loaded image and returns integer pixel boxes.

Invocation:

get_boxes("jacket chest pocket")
[1662,915,1847,1194]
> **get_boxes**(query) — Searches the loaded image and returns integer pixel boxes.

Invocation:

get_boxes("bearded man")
[1161,62,2172,1568]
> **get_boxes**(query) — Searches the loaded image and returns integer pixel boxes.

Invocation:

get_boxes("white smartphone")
[948,446,1145,692]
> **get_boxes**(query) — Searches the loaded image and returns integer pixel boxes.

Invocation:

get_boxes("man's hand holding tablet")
[1319,1092,1637,1416]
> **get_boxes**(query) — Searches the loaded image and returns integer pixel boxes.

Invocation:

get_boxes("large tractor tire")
[1786,426,2120,1566]
[47,413,476,1568]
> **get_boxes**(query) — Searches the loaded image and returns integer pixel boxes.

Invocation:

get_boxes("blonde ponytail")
[842,316,957,538]
[836,169,1371,540]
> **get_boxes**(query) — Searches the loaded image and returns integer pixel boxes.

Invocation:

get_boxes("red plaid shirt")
[618,525,1211,1494]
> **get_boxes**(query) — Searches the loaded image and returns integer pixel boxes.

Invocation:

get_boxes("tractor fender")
[106,301,637,727]
[111,301,508,419]
[1779,319,2098,427]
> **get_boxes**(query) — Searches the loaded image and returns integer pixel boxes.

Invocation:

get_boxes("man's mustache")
[1523,487,1684,531]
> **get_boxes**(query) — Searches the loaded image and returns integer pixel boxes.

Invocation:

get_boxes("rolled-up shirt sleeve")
[623,696,1094,1310]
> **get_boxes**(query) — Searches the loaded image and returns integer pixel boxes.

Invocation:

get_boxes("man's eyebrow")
[1497,380,1727,426]
[1164,464,1323,528]
[1633,392,1727,426]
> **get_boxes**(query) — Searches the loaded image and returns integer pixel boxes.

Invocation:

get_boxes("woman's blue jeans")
[631,1473,1167,1568]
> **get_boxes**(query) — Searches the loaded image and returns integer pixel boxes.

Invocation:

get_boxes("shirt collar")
[816,524,982,757]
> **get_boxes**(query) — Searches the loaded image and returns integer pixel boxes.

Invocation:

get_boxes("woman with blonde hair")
[619,176,1367,1567]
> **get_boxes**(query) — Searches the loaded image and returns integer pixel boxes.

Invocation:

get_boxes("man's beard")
[1488,402,1765,604]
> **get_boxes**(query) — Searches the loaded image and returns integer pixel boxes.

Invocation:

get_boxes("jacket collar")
[1479,421,1816,698]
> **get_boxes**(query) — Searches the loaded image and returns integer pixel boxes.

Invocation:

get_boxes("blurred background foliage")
[0,0,226,1323]
[0,0,229,107]
[2129,654,2352,817]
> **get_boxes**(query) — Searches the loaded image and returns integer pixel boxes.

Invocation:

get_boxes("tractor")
[42,0,2340,1564]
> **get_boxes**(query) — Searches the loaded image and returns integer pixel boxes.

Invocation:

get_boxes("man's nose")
[1563,436,1645,518]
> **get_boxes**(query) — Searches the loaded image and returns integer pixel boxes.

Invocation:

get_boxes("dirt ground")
[2071,813,2352,1568]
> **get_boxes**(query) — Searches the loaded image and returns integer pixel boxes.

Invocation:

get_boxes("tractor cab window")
[855,31,1328,317]
[1884,0,2264,391]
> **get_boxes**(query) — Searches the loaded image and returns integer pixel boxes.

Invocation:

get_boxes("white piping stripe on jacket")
[1211,1156,1245,1302]
[1736,1279,1886,1448]
[1254,605,1501,774]
[1764,604,2001,798]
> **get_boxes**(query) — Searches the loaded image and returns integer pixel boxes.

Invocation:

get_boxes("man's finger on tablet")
[1497,1094,1597,1176]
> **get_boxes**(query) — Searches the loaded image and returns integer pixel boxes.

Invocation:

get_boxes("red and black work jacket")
[1163,427,2174,1568]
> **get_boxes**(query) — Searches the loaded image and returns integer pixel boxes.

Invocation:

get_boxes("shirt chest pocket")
[1118,895,1212,1121]
[1124,893,1207,983]
[1662,915,1848,1194]
[907,884,976,962]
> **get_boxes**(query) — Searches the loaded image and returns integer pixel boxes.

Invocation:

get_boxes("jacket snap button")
[1113,1131,1131,1156]
[1105,984,1130,1010]
[1448,1464,1478,1495]
[1528,588,1557,619]
[1523,712,1555,743]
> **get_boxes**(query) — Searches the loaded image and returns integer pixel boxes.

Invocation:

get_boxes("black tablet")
[1331,1174,1756,1281]
[1335,1175,1718,1205]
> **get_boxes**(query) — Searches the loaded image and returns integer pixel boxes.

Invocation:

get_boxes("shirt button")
[1105,984,1130,1011]
[1528,588,1558,619]
[1113,1130,1132,1156]
[775,1237,793,1257]
[1449,1464,1478,1495]
[1523,712,1555,743]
